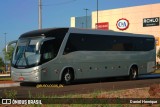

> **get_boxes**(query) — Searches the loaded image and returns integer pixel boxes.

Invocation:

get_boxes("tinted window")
[40,39,59,63]
[64,33,155,54]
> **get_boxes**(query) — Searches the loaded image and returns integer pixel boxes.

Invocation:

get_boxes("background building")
[70,16,91,28]
[92,3,159,43]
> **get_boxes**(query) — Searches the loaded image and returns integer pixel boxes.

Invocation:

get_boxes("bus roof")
[19,28,69,39]
[19,27,154,39]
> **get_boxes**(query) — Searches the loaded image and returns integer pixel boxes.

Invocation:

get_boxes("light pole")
[81,22,84,28]
[84,8,89,28]
[38,0,42,29]
[97,0,99,28]
[4,33,7,72]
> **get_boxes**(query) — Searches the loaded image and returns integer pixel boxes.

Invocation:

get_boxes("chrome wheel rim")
[64,73,71,82]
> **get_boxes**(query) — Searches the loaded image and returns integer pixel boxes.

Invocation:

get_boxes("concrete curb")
[0,74,10,77]
[0,82,20,88]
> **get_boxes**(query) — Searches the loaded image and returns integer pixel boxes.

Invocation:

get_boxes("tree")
[157,48,160,66]
[157,48,160,60]
[0,57,4,68]
[3,45,15,62]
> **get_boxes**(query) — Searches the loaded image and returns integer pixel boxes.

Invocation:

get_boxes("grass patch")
[3,89,17,99]
[2,84,160,107]
[0,77,12,81]
[25,87,155,107]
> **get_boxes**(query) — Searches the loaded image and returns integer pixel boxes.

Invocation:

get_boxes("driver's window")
[41,40,55,63]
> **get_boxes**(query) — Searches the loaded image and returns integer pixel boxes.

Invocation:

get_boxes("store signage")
[143,17,159,27]
[116,18,129,30]
[95,22,109,30]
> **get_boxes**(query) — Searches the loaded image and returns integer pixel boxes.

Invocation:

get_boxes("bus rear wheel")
[129,67,138,80]
[61,68,74,85]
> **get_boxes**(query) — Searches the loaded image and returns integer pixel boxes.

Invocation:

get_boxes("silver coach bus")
[7,28,156,84]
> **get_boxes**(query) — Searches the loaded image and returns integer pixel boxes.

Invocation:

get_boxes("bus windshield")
[12,38,42,68]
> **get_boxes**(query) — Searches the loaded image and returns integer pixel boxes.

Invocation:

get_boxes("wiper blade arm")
[23,52,29,67]
[15,53,23,67]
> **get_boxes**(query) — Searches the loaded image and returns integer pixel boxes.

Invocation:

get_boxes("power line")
[84,8,89,28]
[42,0,77,6]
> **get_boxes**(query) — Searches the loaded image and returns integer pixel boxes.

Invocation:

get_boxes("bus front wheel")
[61,68,74,84]
[129,66,138,80]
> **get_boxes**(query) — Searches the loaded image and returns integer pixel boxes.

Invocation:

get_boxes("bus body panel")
[59,50,155,80]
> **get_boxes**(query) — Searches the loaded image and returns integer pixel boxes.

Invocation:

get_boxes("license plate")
[18,77,24,81]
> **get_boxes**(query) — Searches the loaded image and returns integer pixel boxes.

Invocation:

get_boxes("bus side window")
[63,39,77,55]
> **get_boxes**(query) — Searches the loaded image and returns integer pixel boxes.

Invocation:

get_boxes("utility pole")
[38,0,42,29]
[97,0,99,27]
[4,33,7,72]
[84,8,89,28]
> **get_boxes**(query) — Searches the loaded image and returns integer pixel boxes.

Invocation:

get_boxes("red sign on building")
[95,22,109,30]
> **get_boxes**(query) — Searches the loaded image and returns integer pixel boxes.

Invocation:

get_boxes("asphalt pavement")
[0,73,160,88]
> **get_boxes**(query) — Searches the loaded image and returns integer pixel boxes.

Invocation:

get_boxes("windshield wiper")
[23,52,29,67]
[15,52,23,67]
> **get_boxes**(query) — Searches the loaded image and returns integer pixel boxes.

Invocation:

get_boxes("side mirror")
[6,40,17,52]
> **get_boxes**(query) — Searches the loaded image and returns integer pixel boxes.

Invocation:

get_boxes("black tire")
[61,69,73,85]
[129,67,138,80]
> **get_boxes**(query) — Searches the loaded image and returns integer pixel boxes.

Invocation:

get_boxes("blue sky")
[0,0,160,57]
